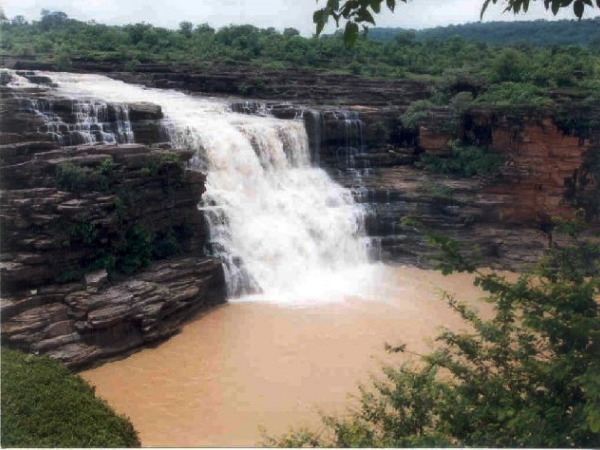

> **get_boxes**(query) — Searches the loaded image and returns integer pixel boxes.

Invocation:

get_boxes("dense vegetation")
[1,347,141,447]
[367,18,600,46]
[2,11,599,93]
[266,222,600,447]
[421,142,506,177]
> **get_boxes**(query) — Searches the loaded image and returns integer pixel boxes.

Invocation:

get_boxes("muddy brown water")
[82,266,496,447]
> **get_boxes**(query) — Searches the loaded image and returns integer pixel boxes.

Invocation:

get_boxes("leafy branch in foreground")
[314,0,600,46]
[266,221,600,447]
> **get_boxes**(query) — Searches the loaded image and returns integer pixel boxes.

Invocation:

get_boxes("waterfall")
[9,70,376,304]
[6,79,135,145]
[335,110,364,168]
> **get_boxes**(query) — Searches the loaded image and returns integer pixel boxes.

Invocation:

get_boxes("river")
[82,266,493,447]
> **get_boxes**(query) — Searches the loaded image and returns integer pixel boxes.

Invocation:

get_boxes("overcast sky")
[3,0,599,35]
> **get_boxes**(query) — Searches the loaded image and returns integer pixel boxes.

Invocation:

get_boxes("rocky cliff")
[229,98,600,268]
[2,57,431,107]
[1,68,598,368]
[0,74,226,369]
[100,62,598,268]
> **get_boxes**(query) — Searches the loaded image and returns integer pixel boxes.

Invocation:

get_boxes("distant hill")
[367,18,600,46]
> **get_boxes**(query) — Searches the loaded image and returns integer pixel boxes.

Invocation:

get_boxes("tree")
[178,21,193,38]
[313,0,600,45]
[490,47,528,82]
[39,9,69,31]
[194,23,215,34]
[283,27,300,38]
[266,223,600,447]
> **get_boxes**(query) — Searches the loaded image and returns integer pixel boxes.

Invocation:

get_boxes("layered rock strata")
[232,98,599,268]
[1,82,226,368]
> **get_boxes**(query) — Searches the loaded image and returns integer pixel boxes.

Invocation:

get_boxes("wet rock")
[85,270,108,294]
[128,102,163,121]
[0,70,13,85]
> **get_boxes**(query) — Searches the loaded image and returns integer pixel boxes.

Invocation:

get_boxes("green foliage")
[148,151,185,191]
[179,21,193,38]
[86,251,117,273]
[2,11,599,97]
[54,46,72,70]
[490,48,528,83]
[56,157,115,193]
[67,221,97,245]
[401,99,433,129]
[55,152,193,279]
[151,228,181,259]
[268,224,600,447]
[96,155,115,175]
[420,182,456,202]
[56,162,87,193]
[475,82,553,106]
[124,58,140,71]
[315,0,599,45]
[115,224,152,275]
[421,142,505,177]
[1,347,140,447]
[56,269,83,283]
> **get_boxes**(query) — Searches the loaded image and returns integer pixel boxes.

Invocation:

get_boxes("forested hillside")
[2,10,600,105]
[367,17,600,46]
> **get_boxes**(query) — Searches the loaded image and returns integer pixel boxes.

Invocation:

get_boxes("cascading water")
[6,72,135,145]
[9,70,378,304]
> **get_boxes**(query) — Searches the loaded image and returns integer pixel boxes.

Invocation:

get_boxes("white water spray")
[8,71,379,304]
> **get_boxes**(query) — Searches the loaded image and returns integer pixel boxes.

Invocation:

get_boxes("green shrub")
[421,182,455,202]
[149,151,185,191]
[152,228,181,259]
[56,162,87,193]
[56,157,115,193]
[67,221,97,245]
[475,82,553,106]
[401,99,433,130]
[124,59,140,71]
[1,348,140,447]
[421,142,505,178]
[490,48,528,83]
[86,251,117,273]
[348,60,362,75]
[115,224,152,275]
[96,155,115,176]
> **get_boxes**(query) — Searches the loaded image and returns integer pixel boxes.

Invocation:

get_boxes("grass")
[1,347,141,448]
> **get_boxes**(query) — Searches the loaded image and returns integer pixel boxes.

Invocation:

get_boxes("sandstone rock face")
[486,116,598,224]
[1,86,226,369]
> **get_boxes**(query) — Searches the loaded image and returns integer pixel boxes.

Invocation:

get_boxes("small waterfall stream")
[9,71,377,304]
